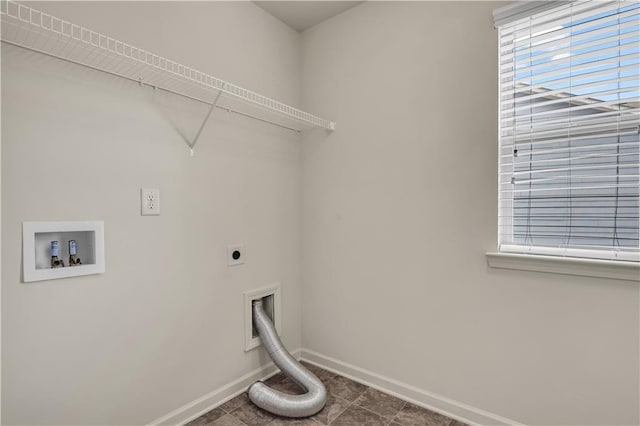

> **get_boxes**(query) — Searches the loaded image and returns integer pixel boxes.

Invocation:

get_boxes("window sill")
[486,252,639,282]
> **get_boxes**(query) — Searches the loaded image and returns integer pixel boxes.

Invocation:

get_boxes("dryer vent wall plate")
[244,284,281,351]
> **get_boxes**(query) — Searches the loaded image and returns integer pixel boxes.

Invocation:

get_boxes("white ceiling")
[254,1,363,32]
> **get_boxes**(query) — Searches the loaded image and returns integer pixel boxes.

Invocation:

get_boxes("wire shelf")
[0,1,336,132]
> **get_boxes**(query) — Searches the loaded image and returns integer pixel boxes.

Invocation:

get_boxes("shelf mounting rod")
[189,85,225,156]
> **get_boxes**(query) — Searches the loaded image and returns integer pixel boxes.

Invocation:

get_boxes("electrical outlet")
[141,188,160,216]
[227,244,245,266]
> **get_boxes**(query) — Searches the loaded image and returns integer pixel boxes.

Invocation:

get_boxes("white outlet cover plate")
[141,188,160,216]
[244,284,281,352]
[227,244,245,266]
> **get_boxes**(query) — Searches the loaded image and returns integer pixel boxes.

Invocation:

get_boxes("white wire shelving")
[1,1,335,151]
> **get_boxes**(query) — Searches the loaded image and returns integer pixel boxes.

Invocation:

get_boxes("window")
[497,0,639,262]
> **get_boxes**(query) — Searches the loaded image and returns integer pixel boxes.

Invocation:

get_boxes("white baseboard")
[147,347,524,426]
[299,349,525,426]
[147,348,302,426]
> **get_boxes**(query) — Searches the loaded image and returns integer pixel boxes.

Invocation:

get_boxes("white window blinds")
[498,0,640,262]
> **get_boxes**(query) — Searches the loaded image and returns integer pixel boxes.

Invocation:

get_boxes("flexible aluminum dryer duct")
[248,299,327,417]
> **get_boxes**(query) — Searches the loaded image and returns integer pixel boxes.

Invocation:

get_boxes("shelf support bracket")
[189,86,224,156]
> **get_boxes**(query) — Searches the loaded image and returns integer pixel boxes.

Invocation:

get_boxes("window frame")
[488,1,640,280]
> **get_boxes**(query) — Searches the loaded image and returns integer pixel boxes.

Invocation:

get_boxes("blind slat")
[500,51,640,81]
[500,19,639,59]
[503,163,639,177]
[500,63,640,94]
[501,75,640,108]
[508,88,639,115]
[501,109,639,133]
[502,35,640,76]
[503,121,639,140]
[501,132,640,150]
[503,156,639,167]
[501,97,640,121]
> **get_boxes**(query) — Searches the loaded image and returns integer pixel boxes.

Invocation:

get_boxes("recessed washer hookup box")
[22,221,105,282]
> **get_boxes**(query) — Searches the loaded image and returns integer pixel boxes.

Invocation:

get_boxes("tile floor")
[186,362,468,426]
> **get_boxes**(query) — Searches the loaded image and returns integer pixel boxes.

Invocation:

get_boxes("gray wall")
[2,2,303,424]
[301,3,639,425]
[3,2,639,425]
